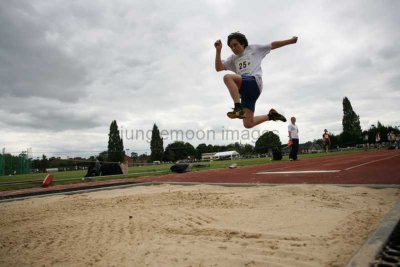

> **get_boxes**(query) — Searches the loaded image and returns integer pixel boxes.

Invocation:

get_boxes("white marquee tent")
[213,151,240,160]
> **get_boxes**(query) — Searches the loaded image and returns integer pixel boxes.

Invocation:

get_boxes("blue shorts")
[239,75,260,112]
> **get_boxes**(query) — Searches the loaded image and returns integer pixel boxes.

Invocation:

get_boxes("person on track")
[288,116,299,161]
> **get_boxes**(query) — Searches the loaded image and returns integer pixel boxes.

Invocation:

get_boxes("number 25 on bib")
[235,56,252,75]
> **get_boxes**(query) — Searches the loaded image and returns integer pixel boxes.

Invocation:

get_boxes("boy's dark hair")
[227,32,248,48]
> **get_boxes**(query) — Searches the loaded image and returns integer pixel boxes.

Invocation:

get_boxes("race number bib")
[235,55,252,75]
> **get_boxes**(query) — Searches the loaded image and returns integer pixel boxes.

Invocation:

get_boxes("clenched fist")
[214,39,222,50]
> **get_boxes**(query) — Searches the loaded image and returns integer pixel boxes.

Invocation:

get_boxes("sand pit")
[0,184,399,267]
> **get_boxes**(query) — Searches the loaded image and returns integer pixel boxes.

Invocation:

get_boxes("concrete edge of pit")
[1,182,399,203]
[346,199,400,267]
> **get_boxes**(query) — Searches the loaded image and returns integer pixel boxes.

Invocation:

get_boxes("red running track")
[1,150,399,200]
[136,150,400,185]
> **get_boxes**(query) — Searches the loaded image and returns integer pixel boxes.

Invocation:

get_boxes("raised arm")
[271,36,298,50]
[214,39,226,72]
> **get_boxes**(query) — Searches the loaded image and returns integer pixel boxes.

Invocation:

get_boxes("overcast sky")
[1,0,399,158]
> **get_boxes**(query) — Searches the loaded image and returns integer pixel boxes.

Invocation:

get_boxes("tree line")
[26,96,400,171]
[324,97,398,147]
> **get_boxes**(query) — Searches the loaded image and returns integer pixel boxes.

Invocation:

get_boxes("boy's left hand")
[292,36,298,43]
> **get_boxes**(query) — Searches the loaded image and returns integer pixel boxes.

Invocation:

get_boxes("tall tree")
[107,120,124,162]
[341,97,362,145]
[254,131,281,154]
[150,124,164,161]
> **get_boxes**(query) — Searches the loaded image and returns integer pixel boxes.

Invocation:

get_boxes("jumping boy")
[214,32,298,128]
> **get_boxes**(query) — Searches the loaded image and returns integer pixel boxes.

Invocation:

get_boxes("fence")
[0,154,31,176]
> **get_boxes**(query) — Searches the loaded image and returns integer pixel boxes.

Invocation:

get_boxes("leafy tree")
[372,122,399,143]
[212,145,226,152]
[130,152,138,161]
[41,154,48,171]
[107,120,124,162]
[164,141,195,162]
[150,124,164,161]
[184,142,196,158]
[329,132,340,148]
[97,151,108,162]
[137,153,150,163]
[225,142,255,155]
[254,131,281,154]
[196,143,220,159]
[195,143,212,159]
[341,97,362,145]
[241,144,255,155]
[226,142,241,152]
[163,148,176,162]
[375,121,387,142]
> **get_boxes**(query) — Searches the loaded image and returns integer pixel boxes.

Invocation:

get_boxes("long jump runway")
[137,150,400,185]
[1,150,398,201]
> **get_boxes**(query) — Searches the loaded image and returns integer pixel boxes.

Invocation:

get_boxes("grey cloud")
[0,1,88,102]
[0,96,102,132]
[0,106,101,132]
[387,73,400,92]
[354,57,372,69]
[378,45,400,60]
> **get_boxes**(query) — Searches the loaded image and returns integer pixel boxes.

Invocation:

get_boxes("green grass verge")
[0,149,368,192]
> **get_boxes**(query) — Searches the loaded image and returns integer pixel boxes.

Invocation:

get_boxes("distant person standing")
[288,117,299,161]
[375,131,381,149]
[322,129,331,153]
[389,131,396,148]
[363,131,369,151]
[94,159,101,176]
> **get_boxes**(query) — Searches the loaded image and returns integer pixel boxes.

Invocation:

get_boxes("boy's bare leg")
[242,108,269,129]
[223,74,242,103]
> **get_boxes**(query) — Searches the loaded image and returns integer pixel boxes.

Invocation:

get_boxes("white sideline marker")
[256,170,341,174]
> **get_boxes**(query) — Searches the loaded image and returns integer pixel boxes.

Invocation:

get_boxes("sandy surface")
[0,184,399,267]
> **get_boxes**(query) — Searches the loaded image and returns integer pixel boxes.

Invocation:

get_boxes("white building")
[201,152,216,161]
[213,151,240,160]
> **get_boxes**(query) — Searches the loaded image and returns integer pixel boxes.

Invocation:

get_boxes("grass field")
[0,149,367,192]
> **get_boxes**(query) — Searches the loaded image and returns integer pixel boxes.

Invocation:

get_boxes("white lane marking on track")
[260,156,352,172]
[344,155,399,171]
[256,170,341,174]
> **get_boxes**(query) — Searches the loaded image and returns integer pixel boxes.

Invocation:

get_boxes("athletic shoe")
[268,109,286,122]
[227,107,245,119]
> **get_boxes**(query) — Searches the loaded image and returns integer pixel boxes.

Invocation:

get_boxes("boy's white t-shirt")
[222,44,272,91]
[288,123,299,139]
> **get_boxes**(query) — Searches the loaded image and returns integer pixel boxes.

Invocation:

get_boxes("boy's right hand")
[214,39,222,50]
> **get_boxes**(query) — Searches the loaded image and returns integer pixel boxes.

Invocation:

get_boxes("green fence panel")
[0,154,4,176]
[1,154,31,175]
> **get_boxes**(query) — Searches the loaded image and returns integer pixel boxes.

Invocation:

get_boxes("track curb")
[346,200,400,266]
